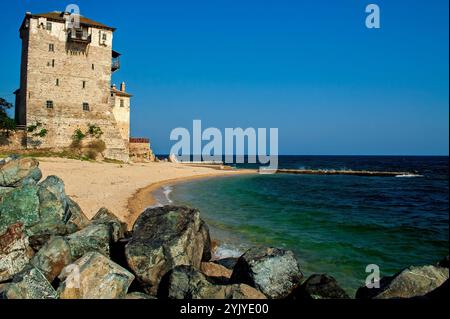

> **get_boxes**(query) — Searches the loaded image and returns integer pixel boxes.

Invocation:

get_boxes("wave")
[162,186,173,204]
[395,174,424,178]
[212,243,243,260]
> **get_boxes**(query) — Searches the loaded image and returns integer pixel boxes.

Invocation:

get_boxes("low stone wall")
[0,130,27,152]
[129,137,155,162]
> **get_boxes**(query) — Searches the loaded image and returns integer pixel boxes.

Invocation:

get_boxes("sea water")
[162,156,448,295]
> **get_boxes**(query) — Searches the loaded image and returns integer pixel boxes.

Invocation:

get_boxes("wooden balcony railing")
[130,137,149,144]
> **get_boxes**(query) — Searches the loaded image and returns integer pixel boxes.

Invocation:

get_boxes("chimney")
[120,82,126,92]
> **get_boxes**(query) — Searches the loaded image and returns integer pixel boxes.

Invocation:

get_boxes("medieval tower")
[14,11,133,161]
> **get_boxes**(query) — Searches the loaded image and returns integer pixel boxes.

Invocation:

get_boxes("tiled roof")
[24,11,116,31]
[111,87,132,97]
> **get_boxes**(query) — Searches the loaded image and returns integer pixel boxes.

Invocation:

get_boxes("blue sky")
[1,0,448,155]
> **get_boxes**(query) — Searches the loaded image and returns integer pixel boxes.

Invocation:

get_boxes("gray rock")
[0,157,42,187]
[230,247,303,299]
[290,274,350,299]
[58,252,134,299]
[356,265,449,299]
[66,222,112,259]
[91,207,127,242]
[37,175,69,223]
[158,265,266,299]
[0,265,58,299]
[31,236,72,282]
[0,184,40,235]
[0,223,35,282]
[125,206,212,295]
[65,196,90,233]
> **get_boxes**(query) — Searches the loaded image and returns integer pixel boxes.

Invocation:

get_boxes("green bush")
[86,124,103,139]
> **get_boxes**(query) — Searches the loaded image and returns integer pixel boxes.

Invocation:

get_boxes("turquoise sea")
[157,156,449,296]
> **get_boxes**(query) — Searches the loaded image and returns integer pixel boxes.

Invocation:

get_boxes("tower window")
[46,22,52,31]
[83,102,90,111]
[49,43,54,52]
[102,33,107,41]
[92,64,95,70]
[120,99,124,107]
[82,81,86,89]
[46,100,54,109]
[56,79,59,86]
[52,59,55,67]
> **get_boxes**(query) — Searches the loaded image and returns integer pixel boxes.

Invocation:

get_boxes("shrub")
[71,128,86,149]
[86,123,103,139]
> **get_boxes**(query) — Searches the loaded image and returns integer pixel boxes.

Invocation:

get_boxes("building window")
[46,22,52,31]
[82,81,86,89]
[56,79,59,86]
[46,100,54,109]
[92,64,95,70]
[102,33,107,41]
[83,102,90,111]
[52,59,55,67]
[49,43,54,52]
[120,99,124,107]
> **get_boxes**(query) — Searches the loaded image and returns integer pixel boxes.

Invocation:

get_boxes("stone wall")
[111,90,130,150]
[15,15,129,162]
[0,130,26,152]
[129,138,155,162]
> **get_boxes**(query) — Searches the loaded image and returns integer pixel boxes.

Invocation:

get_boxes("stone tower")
[14,11,131,161]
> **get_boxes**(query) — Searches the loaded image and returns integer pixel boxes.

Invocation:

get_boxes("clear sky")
[1,0,448,155]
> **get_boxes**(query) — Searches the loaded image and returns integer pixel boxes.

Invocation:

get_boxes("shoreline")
[36,156,257,229]
[126,169,256,229]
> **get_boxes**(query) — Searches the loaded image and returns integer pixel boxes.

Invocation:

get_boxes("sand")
[38,158,255,228]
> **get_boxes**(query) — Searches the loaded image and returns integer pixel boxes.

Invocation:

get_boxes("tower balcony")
[112,50,121,72]
[67,29,91,44]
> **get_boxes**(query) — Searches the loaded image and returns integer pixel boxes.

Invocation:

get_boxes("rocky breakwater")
[0,156,448,299]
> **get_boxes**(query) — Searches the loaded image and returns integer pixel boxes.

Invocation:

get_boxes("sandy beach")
[38,157,254,228]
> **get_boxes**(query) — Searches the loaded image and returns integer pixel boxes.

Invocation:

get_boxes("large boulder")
[0,175,88,239]
[0,223,34,282]
[31,236,72,282]
[230,247,303,299]
[38,176,89,233]
[0,265,58,299]
[290,274,350,299]
[58,252,135,299]
[0,157,42,187]
[356,265,449,299]
[125,206,211,295]
[66,222,112,259]
[158,265,266,299]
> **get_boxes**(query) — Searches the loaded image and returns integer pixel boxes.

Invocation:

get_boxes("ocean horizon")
[153,155,449,295]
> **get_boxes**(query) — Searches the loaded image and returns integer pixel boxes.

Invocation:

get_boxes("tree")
[0,97,16,137]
